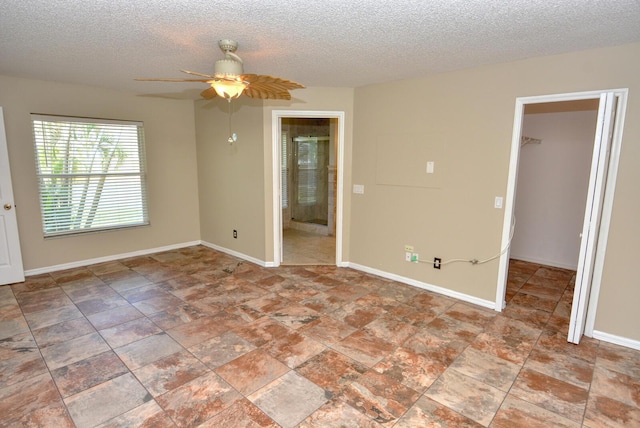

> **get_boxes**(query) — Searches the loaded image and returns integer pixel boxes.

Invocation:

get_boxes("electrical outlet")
[233,229,237,239]
[434,257,441,269]
[405,252,412,262]
[411,253,419,262]
[404,245,414,252]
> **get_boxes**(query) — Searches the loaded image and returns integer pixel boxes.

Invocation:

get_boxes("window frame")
[31,114,149,238]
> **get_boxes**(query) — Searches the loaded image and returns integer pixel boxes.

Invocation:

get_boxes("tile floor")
[1,248,639,427]
[282,228,335,265]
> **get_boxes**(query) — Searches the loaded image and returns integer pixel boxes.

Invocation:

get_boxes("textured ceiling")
[2,0,640,99]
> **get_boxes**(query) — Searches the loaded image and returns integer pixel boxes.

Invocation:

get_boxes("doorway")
[496,89,628,344]
[271,110,346,267]
[503,99,599,337]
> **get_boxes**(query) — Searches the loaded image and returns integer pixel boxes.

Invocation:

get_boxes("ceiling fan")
[135,39,305,101]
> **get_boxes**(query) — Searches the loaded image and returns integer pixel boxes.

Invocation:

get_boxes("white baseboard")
[200,241,269,267]
[592,330,640,351]
[25,240,202,276]
[509,254,577,271]
[346,262,495,310]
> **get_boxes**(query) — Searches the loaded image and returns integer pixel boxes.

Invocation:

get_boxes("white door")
[567,92,616,344]
[0,107,25,285]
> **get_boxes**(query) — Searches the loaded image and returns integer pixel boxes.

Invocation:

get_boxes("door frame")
[270,110,346,267]
[495,89,628,338]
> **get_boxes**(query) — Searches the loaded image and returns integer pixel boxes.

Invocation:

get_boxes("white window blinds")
[31,114,149,237]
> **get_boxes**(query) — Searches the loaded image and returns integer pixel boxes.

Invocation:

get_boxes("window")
[32,114,149,237]
[296,139,319,205]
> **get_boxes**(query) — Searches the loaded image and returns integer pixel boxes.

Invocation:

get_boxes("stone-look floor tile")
[233,315,293,346]
[301,292,348,314]
[510,367,588,422]
[331,330,396,367]
[103,271,152,292]
[403,331,469,366]
[362,315,418,346]
[425,368,506,426]
[525,347,594,389]
[87,260,129,277]
[406,292,457,315]
[189,331,256,369]
[425,315,484,343]
[64,373,152,428]
[373,347,446,393]
[99,317,162,348]
[509,291,559,312]
[387,303,438,327]
[114,332,184,370]
[86,305,145,330]
[23,304,83,330]
[596,341,640,378]
[590,366,640,408]
[297,315,357,345]
[442,302,497,328]
[248,371,328,428]
[329,300,386,329]
[263,330,326,368]
[0,348,48,388]
[300,398,383,427]
[199,398,279,428]
[491,395,580,428]
[64,283,117,304]
[470,315,541,365]
[147,303,206,330]
[394,396,483,428]
[354,292,402,312]
[166,314,232,347]
[15,287,73,314]
[132,293,185,315]
[31,317,96,348]
[269,303,322,329]
[51,350,129,397]
[216,349,290,395]
[0,331,38,361]
[40,331,110,370]
[96,398,176,427]
[118,283,174,303]
[0,372,74,427]
[155,371,241,428]
[132,349,209,397]
[244,293,292,314]
[503,301,553,329]
[535,329,599,363]
[583,394,640,428]
[0,308,30,341]
[75,293,131,316]
[449,347,521,391]
[339,369,420,427]
[297,349,368,395]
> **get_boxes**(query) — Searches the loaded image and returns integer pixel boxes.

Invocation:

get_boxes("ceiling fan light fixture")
[212,78,247,99]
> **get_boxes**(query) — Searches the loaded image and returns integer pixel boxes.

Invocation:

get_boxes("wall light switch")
[426,161,435,174]
[353,184,365,194]
[494,196,503,209]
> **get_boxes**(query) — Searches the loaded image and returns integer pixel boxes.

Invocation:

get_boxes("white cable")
[416,216,516,267]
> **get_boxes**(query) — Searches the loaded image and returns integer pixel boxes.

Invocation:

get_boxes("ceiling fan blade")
[180,69,216,78]
[200,87,218,99]
[134,77,213,82]
[242,74,305,90]
[240,74,304,100]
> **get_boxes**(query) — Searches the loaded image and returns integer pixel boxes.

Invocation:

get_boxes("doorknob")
[3,204,12,211]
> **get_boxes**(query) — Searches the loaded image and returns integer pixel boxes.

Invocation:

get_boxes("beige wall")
[351,42,640,341]
[0,75,201,270]
[195,97,267,260]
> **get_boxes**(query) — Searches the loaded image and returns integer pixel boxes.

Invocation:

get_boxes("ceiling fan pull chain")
[227,99,237,144]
